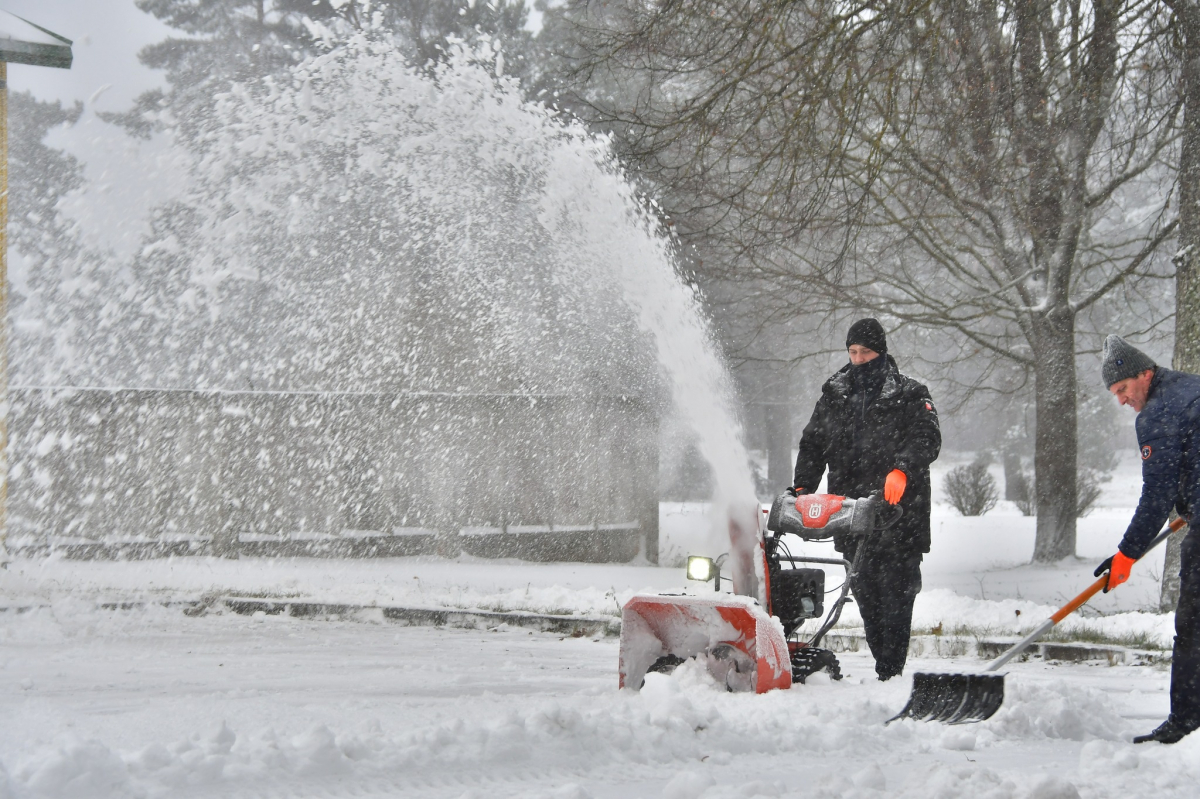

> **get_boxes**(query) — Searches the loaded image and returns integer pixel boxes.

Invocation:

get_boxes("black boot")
[1133,718,1194,744]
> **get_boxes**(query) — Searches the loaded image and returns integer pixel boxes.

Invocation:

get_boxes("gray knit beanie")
[1102,334,1156,388]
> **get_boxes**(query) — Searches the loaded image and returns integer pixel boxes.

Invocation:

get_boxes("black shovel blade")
[885,672,1006,725]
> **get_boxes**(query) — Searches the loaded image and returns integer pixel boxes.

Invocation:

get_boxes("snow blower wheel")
[789,645,843,683]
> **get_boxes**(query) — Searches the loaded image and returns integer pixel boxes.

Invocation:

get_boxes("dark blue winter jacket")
[1120,368,1200,559]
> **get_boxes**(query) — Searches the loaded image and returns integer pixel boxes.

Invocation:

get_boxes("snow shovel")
[887,516,1188,725]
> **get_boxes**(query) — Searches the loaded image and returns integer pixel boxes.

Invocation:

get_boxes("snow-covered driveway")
[2,604,1197,799]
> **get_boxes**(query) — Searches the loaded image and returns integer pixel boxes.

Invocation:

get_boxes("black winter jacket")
[793,355,941,554]
[1119,367,1200,559]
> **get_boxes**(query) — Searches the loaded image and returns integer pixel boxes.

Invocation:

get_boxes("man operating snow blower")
[791,318,940,681]
[1099,334,1200,744]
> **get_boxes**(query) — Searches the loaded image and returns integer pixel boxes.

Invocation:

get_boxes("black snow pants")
[1171,528,1200,730]
[843,539,922,680]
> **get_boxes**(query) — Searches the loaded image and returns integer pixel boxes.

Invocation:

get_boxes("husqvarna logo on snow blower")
[795,495,845,527]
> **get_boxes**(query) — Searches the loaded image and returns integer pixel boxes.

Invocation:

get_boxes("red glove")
[1097,551,1136,592]
[884,469,907,505]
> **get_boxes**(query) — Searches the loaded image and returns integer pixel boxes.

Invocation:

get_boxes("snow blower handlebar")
[766,492,902,544]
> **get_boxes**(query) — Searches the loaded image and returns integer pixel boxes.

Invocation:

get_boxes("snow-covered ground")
[0,603,1194,799]
[3,450,1195,798]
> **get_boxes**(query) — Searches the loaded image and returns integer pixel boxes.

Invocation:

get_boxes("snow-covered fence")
[7,388,658,562]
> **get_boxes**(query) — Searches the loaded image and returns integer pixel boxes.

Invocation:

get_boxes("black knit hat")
[1102,334,1155,388]
[846,318,887,355]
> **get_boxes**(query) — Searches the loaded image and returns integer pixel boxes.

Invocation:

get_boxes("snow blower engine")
[618,492,901,693]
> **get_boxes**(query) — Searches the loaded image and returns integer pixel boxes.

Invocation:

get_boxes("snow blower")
[887,515,1188,725]
[618,491,901,692]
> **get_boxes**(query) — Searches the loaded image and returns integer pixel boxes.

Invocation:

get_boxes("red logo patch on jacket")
[1142,445,1153,460]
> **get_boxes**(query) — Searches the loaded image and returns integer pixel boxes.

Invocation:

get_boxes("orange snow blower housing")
[619,492,900,693]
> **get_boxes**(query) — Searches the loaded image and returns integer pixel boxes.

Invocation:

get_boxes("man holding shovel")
[1100,334,1200,744]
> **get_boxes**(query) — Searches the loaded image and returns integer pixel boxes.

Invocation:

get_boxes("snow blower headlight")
[686,554,727,590]
[686,555,716,582]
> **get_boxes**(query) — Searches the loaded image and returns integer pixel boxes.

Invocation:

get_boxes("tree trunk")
[1003,448,1023,501]
[1031,311,1079,562]
[1165,0,1200,611]
[1174,1,1200,395]
[1162,519,1185,612]
[764,400,793,494]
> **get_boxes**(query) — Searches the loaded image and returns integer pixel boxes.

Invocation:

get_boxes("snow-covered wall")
[7,388,658,561]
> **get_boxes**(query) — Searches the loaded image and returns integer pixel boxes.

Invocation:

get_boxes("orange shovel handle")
[1049,575,1108,624]
[1050,516,1187,625]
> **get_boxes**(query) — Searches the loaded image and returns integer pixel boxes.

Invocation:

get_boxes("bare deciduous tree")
[1163,0,1200,609]
[563,0,1182,561]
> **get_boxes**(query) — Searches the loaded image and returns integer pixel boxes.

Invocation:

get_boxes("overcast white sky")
[1,3,184,262]
[4,1,172,112]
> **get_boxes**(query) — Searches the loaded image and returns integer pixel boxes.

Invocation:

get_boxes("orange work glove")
[1095,550,1136,593]
[883,469,907,505]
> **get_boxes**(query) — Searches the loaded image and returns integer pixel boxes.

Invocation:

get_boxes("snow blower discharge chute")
[618,492,901,693]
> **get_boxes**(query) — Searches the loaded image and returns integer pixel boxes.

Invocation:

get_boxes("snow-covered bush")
[944,458,999,516]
